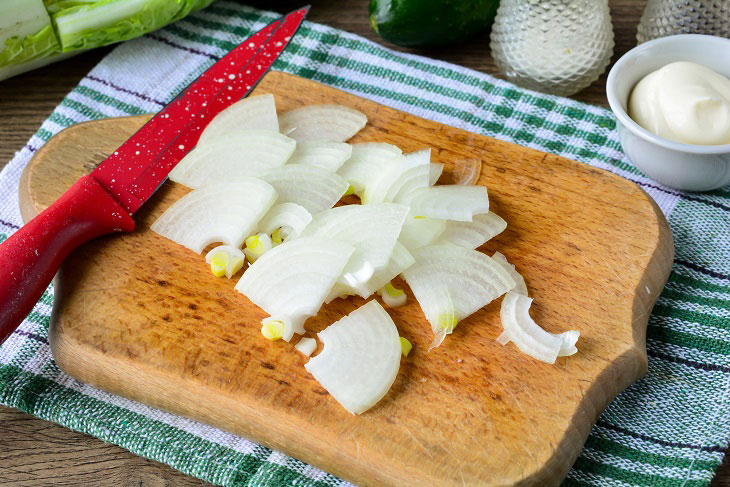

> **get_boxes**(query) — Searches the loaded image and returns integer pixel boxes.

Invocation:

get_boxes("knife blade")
[0,7,309,344]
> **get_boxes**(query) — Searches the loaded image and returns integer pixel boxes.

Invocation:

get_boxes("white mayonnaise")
[628,61,730,145]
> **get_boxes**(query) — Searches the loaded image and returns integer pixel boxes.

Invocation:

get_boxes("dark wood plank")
[0,406,209,486]
[1,1,728,485]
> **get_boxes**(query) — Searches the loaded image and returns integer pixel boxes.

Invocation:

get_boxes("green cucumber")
[369,0,500,49]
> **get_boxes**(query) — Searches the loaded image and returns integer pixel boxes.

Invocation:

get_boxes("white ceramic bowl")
[606,34,730,192]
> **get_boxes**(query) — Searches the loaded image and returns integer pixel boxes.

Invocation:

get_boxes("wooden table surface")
[0,1,727,485]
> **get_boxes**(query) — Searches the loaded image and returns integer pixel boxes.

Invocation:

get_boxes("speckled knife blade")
[91,7,309,214]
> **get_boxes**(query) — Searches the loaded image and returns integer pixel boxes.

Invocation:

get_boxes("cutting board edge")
[46,301,657,487]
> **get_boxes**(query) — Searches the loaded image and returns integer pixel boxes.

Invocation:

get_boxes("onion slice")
[197,94,278,144]
[452,158,482,185]
[398,216,446,251]
[499,292,579,363]
[256,203,312,241]
[337,142,402,196]
[379,282,407,308]
[279,104,367,142]
[151,178,276,253]
[295,337,317,357]
[492,251,528,295]
[286,141,353,172]
[258,164,349,214]
[402,245,515,334]
[169,130,296,188]
[326,242,415,302]
[363,149,431,205]
[435,212,507,249]
[300,203,409,292]
[205,245,245,278]
[429,163,444,185]
[406,185,489,221]
[305,300,401,414]
[235,237,355,341]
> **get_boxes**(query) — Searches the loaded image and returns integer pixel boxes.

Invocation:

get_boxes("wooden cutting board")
[19,71,673,487]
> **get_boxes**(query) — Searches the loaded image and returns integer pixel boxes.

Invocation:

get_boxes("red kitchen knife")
[0,7,309,344]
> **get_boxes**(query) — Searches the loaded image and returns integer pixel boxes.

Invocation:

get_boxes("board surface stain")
[19,71,673,487]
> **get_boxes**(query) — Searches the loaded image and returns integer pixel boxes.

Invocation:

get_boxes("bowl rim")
[606,33,730,155]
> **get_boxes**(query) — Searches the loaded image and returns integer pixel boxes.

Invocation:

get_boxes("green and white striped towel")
[1,3,729,486]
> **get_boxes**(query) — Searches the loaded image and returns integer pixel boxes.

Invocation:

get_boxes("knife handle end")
[0,174,135,344]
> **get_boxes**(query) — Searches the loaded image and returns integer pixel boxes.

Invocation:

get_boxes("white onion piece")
[427,285,456,351]
[326,241,415,302]
[398,216,446,251]
[499,291,579,363]
[243,233,273,263]
[151,178,276,253]
[406,185,489,221]
[429,163,444,185]
[286,141,352,172]
[435,212,507,249]
[258,164,348,214]
[379,282,408,308]
[235,237,355,341]
[492,251,528,295]
[453,158,482,185]
[337,143,401,196]
[279,104,367,142]
[295,337,317,357]
[205,245,245,279]
[256,203,312,241]
[402,245,515,333]
[197,94,278,145]
[169,130,295,188]
[300,203,409,292]
[363,149,431,205]
[305,300,401,414]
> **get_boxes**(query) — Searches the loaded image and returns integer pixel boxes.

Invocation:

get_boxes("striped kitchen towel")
[1,3,729,486]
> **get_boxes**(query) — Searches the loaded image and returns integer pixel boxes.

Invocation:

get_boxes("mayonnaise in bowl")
[628,61,730,146]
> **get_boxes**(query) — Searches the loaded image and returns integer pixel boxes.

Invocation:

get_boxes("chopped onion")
[235,237,355,341]
[400,337,412,357]
[325,242,415,302]
[378,282,407,308]
[300,203,409,292]
[337,143,401,196]
[427,285,456,350]
[402,245,516,335]
[435,212,507,249]
[151,178,276,253]
[261,318,285,341]
[257,164,349,214]
[491,251,528,295]
[406,185,489,221]
[256,203,312,241]
[304,300,401,414]
[429,163,444,185]
[243,233,273,263]
[286,141,353,172]
[279,104,367,142]
[398,216,446,251]
[363,149,431,205]
[453,158,482,185]
[295,337,317,357]
[499,291,579,363]
[205,245,245,278]
[169,130,296,188]
[197,94,279,145]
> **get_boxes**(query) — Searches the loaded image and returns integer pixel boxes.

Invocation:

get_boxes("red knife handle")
[0,175,135,344]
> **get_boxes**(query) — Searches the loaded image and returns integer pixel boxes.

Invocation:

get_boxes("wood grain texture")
[18,71,672,487]
[0,408,210,487]
[2,1,729,486]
